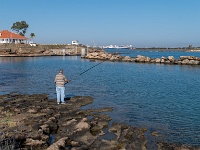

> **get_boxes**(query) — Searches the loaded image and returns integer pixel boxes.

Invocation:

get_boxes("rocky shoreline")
[1,44,200,66]
[0,93,199,150]
[83,51,200,66]
[0,44,99,57]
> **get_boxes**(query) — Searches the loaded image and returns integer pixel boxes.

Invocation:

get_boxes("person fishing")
[54,69,70,104]
[54,61,104,104]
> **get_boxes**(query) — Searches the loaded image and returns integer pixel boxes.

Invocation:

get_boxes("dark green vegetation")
[30,33,35,41]
[11,21,29,36]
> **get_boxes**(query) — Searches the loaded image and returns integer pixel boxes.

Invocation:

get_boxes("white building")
[71,40,79,45]
[0,30,29,44]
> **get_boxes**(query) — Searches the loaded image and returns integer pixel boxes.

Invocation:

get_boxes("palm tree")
[30,33,35,42]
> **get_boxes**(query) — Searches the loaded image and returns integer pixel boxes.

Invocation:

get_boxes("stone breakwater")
[0,94,199,150]
[84,51,200,65]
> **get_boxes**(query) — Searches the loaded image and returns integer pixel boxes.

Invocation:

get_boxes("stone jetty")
[0,94,199,150]
[83,51,200,65]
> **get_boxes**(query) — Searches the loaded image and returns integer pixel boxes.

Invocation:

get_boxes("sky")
[1,0,200,47]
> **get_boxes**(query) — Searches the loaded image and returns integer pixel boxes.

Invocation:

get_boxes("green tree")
[11,21,29,36]
[30,33,35,42]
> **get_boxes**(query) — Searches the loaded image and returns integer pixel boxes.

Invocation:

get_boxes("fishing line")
[79,61,104,76]
[53,61,104,96]
[69,60,105,82]
[55,60,105,98]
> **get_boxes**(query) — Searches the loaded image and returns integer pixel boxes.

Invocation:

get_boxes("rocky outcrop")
[0,44,99,57]
[0,94,199,149]
[83,51,200,65]
[0,93,148,150]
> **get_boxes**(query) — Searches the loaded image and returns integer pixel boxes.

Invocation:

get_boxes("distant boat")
[116,45,130,49]
[103,45,132,49]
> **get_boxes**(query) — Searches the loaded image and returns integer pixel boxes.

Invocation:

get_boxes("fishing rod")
[79,61,104,76]
[68,60,105,82]
[53,60,104,95]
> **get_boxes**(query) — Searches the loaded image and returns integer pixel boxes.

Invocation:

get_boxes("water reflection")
[0,57,34,63]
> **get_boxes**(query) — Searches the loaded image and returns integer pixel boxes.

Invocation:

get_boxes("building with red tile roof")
[0,30,29,44]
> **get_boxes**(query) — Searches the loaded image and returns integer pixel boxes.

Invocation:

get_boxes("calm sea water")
[1,49,200,147]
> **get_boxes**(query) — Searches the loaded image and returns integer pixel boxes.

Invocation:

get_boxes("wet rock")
[168,56,175,62]
[47,137,70,150]
[109,122,147,150]
[75,118,90,131]
[157,142,200,150]
[1,93,199,150]
[90,139,119,150]
[69,96,93,108]
[24,138,48,150]
[155,58,161,63]
[161,58,166,63]
[181,59,190,64]
[135,55,148,62]
[188,60,200,65]
[123,56,131,62]
[151,131,159,137]
[180,56,198,60]
[40,124,50,135]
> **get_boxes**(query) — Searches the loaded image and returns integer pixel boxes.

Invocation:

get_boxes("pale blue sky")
[1,0,200,47]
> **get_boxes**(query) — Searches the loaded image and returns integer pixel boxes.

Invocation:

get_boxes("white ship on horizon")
[103,44,132,49]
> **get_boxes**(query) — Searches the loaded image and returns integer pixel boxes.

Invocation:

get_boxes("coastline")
[0,43,100,57]
[1,44,200,66]
[0,93,147,149]
[0,93,199,150]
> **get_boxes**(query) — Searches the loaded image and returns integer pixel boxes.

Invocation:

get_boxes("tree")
[30,33,35,42]
[11,21,29,36]
[188,44,193,49]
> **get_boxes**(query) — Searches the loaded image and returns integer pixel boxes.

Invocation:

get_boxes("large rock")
[24,138,48,150]
[135,55,150,62]
[154,58,161,63]
[47,137,69,150]
[181,59,190,64]
[75,118,90,131]
[180,56,199,60]
[123,56,131,62]
[168,56,175,62]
